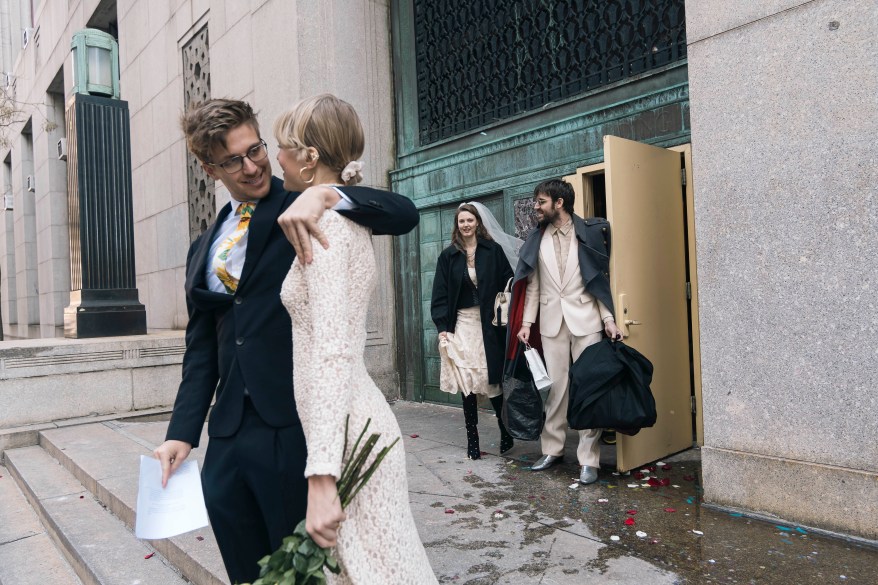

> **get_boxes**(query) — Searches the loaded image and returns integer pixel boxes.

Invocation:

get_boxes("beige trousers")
[540,320,602,466]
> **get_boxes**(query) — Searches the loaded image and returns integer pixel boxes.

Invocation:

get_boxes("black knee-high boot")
[462,393,480,460]
[489,395,514,454]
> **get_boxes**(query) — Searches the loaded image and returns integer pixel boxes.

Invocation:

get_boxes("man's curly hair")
[180,99,260,163]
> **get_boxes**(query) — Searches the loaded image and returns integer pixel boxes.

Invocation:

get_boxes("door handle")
[624,319,642,326]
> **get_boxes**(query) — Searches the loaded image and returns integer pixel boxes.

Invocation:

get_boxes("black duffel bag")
[501,342,545,441]
[567,338,656,434]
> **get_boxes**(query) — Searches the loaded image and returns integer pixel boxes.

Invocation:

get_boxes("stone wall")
[686,0,878,538]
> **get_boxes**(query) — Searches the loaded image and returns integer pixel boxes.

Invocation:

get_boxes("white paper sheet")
[135,455,209,540]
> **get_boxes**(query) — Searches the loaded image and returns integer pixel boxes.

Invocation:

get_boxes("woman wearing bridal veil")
[430,201,523,459]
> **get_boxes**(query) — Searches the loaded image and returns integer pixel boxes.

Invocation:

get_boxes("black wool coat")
[430,238,513,385]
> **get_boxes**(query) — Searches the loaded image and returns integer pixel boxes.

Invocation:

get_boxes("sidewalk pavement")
[393,401,876,584]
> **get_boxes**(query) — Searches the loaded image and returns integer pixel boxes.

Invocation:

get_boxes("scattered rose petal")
[79,495,84,499]
[708,559,716,564]
[610,535,620,541]
[692,530,703,535]
[656,461,666,466]
[640,468,650,473]
[650,538,660,544]
[636,530,647,538]
[144,552,155,559]
[641,483,650,488]
[409,434,419,438]
[633,472,645,480]
[597,498,609,503]
[445,509,455,514]
[494,512,504,519]
[672,485,680,488]
[662,464,672,471]
[196,536,204,541]
[624,517,635,526]
[659,478,671,486]
[626,509,638,515]
[647,478,662,487]
[627,483,639,488]
[683,474,696,481]
[664,507,677,513]
[568,482,580,489]
[648,466,657,472]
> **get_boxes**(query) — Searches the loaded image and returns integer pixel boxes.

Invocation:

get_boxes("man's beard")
[537,207,558,228]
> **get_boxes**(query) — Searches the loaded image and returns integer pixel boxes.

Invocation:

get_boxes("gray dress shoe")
[530,454,562,471]
[579,465,599,484]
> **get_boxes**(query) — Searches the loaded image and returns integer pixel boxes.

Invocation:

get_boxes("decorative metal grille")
[182,26,213,243]
[414,0,687,144]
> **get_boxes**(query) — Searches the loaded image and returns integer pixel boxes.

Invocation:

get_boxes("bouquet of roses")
[243,416,398,585]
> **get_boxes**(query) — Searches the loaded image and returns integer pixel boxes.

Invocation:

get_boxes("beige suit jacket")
[523,227,612,338]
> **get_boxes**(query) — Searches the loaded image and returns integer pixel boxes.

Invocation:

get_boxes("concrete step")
[4,446,189,585]
[0,464,83,585]
[38,422,228,585]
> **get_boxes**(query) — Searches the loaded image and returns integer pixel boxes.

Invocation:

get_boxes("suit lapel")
[560,229,580,289]
[539,230,562,287]
[236,177,288,291]
[185,203,232,296]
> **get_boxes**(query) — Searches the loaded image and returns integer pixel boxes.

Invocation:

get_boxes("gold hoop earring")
[299,166,315,184]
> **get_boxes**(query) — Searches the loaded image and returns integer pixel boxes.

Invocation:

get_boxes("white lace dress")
[281,211,438,585]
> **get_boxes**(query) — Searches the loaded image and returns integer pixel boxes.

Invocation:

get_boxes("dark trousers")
[201,397,308,584]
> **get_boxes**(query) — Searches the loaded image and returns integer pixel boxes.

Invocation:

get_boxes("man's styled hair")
[534,178,575,214]
[180,99,260,163]
[274,94,365,185]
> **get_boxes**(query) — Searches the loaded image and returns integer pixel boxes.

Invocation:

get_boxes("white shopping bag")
[523,344,552,395]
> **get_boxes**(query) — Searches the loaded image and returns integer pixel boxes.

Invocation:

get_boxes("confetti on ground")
[664,507,677,513]
[597,498,609,503]
[607,485,617,489]
[640,468,651,473]
[796,527,808,534]
[692,530,704,536]
[144,552,155,559]
[686,497,695,505]
[493,512,504,519]
[445,509,455,514]
[636,530,647,538]
[581,507,589,513]
[568,482,579,489]
[624,517,636,526]
[776,525,792,532]
[708,559,716,564]
[610,535,620,541]
[626,509,638,515]
[79,495,84,499]
[672,485,680,488]
[627,483,639,488]
[612,471,620,476]
[656,461,665,466]
[662,464,672,471]
[196,536,204,541]
[409,434,419,438]
[781,539,794,545]
[729,512,743,517]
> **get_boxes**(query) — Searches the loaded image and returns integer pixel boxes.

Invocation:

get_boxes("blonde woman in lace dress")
[275,94,438,584]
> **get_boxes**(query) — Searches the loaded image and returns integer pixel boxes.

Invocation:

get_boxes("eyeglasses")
[207,140,269,174]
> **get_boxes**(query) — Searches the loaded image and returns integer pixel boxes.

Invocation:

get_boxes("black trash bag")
[567,338,656,434]
[501,342,545,441]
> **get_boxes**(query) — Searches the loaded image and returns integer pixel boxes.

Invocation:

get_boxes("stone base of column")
[64,289,146,338]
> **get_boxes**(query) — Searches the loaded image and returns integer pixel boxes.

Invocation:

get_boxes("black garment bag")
[501,342,545,441]
[567,338,657,435]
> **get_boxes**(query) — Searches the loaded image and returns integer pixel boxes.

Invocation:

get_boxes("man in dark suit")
[152,99,418,583]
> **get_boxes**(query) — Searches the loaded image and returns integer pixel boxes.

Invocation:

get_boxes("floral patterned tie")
[213,202,255,293]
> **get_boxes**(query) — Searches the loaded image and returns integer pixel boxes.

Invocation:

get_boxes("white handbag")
[523,343,553,395]
[492,278,513,326]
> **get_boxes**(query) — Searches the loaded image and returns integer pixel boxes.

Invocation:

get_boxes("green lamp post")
[69,28,120,99]
[63,28,145,338]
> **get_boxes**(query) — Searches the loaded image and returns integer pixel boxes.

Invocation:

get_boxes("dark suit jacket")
[165,177,419,447]
[430,238,513,385]
[506,214,614,360]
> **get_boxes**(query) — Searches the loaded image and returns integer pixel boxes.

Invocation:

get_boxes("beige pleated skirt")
[438,306,502,398]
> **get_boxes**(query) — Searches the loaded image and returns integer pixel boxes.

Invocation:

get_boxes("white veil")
[464,201,524,271]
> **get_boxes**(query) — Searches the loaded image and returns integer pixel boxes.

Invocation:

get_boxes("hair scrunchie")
[341,160,364,185]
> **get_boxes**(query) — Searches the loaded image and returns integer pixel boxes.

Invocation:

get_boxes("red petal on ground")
[647,466,657,472]
[647,478,662,487]
[626,509,638,515]
[144,552,155,559]
[445,509,455,514]
[409,434,419,438]
[659,478,671,486]
[633,472,645,480]
[662,464,672,471]
[196,536,204,541]
[683,475,696,481]
[79,495,84,499]
[624,517,636,526]
[664,507,677,513]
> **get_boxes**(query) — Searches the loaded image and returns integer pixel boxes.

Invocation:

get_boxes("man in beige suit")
[513,179,622,484]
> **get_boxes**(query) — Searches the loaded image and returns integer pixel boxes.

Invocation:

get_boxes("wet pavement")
[393,400,878,584]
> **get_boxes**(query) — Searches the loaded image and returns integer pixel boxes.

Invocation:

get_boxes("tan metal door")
[603,135,692,471]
